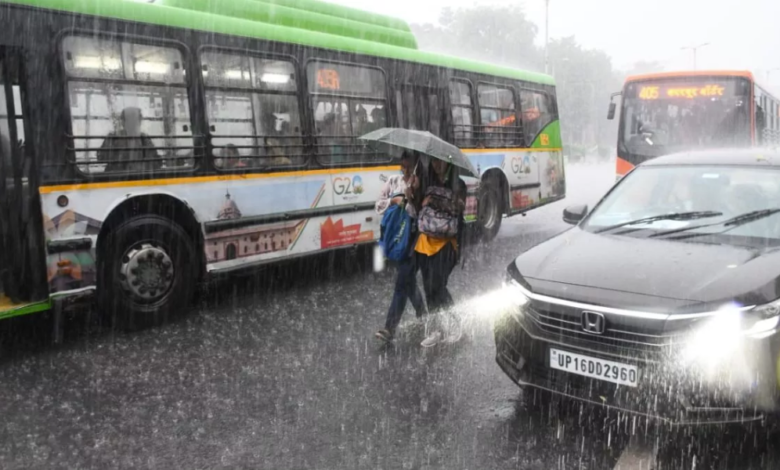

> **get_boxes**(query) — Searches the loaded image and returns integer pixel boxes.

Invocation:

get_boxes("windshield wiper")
[649,208,780,239]
[594,211,723,234]
[723,208,780,227]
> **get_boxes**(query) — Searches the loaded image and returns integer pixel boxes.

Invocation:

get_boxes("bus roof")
[2,0,555,86]
[237,0,413,33]
[158,0,419,49]
[625,70,754,83]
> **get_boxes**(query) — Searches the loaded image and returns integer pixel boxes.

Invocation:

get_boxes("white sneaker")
[421,331,443,348]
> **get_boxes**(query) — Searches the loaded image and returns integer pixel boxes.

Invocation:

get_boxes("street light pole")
[681,43,710,70]
[544,0,550,74]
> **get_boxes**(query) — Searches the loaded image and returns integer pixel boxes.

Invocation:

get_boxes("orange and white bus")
[608,70,780,180]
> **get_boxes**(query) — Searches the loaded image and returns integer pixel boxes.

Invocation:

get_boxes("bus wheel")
[99,215,197,330]
[478,179,503,242]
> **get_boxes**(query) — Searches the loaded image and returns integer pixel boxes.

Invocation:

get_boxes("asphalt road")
[0,159,777,469]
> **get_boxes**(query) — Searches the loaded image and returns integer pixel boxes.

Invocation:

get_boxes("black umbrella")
[359,127,478,177]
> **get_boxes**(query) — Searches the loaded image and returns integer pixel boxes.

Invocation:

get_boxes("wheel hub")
[120,244,174,302]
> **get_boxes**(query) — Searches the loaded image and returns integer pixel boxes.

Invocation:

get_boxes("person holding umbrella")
[374,151,426,343]
[415,157,467,347]
[360,128,476,347]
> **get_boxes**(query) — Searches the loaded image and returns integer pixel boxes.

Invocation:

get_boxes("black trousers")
[416,242,457,315]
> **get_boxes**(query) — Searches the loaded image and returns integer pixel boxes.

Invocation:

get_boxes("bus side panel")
[463,118,564,215]
[38,166,395,287]
[529,119,565,206]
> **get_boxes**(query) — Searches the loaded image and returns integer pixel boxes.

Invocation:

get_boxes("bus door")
[0,47,47,309]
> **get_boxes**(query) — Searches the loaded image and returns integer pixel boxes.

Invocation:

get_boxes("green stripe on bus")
[3,0,554,85]
[244,0,412,32]
[159,0,418,49]
[0,299,52,320]
[531,120,563,149]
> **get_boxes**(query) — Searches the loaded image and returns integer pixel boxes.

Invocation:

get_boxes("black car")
[495,149,780,425]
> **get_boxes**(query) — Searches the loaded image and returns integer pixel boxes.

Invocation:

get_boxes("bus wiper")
[595,211,723,234]
[650,208,780,238]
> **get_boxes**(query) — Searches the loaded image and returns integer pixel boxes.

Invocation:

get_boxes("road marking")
[614,436,657,470]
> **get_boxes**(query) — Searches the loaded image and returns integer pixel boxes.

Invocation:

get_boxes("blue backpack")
[379,203,413,262]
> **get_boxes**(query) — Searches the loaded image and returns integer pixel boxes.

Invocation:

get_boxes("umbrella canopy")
[359,127,478,177]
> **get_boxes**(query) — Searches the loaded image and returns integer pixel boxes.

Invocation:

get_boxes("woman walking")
[416,158,466,348]
[374,152,426,343]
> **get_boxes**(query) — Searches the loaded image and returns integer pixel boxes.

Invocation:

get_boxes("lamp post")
[681,43,710,70]
[544,0,550,74]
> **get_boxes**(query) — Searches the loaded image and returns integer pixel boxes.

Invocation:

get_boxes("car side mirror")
[607,102,616,120]
[563,204,588,225]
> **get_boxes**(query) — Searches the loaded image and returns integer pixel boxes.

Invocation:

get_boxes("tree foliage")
[411,5,541,71]
[411,6,657,150]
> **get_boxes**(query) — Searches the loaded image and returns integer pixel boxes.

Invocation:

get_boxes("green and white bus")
[0,0,563,328]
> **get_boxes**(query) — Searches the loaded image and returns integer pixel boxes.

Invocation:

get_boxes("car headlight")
[682,301,780,372]
[743,299,780,339]
[502,273,530,309]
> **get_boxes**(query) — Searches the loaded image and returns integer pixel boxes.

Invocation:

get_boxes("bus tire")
[478,178,503,242]
[99,215,197,331]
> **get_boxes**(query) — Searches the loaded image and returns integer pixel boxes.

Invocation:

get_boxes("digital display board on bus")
[629,81,741,101]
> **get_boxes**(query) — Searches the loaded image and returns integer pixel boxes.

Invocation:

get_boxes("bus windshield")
[620,77,751,159]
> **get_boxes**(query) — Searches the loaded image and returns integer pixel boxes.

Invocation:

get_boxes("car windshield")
[583,164,780,244]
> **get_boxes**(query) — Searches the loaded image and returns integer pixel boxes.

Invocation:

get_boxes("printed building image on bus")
[0,0,564,328]
[610,70,780,179]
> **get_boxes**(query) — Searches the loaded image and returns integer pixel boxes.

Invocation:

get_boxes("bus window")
[449,80,474,147]
[353,102,386,135]
[202,51,303,169]
[307,61,388,165]
[478,84,519,147]
[519,90,555,146]
[0,84,24,148]
[62,36,193,174]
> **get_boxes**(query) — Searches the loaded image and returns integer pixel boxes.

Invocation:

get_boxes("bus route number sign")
[317,68,340,90]
[639,86,660,100]
[639,84,725,100]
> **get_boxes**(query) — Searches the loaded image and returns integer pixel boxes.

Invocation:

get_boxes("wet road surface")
[0,160,777,469]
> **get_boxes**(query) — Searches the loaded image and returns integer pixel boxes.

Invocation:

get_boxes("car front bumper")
[494,308,779,426]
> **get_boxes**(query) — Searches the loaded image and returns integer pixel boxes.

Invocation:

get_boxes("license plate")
[549,348,639,387]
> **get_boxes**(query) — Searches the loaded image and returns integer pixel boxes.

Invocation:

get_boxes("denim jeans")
[384,255,426,332]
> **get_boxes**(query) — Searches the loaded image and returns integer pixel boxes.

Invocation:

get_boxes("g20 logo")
[334,175,364,195]
[510,155,532,175]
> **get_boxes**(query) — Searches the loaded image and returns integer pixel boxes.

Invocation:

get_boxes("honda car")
[495,149,780,425]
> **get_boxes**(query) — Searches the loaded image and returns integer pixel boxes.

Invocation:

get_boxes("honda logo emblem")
[581,311,606,334]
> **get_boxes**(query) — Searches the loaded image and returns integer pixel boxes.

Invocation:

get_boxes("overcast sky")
[328,0,780,91]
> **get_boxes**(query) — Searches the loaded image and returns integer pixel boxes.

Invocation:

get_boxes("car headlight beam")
[502,275,530,309]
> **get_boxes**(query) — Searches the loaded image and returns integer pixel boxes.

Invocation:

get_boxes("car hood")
[513,227,780,311]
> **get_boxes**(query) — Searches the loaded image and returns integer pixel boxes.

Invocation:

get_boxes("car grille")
[522,303,689,362]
